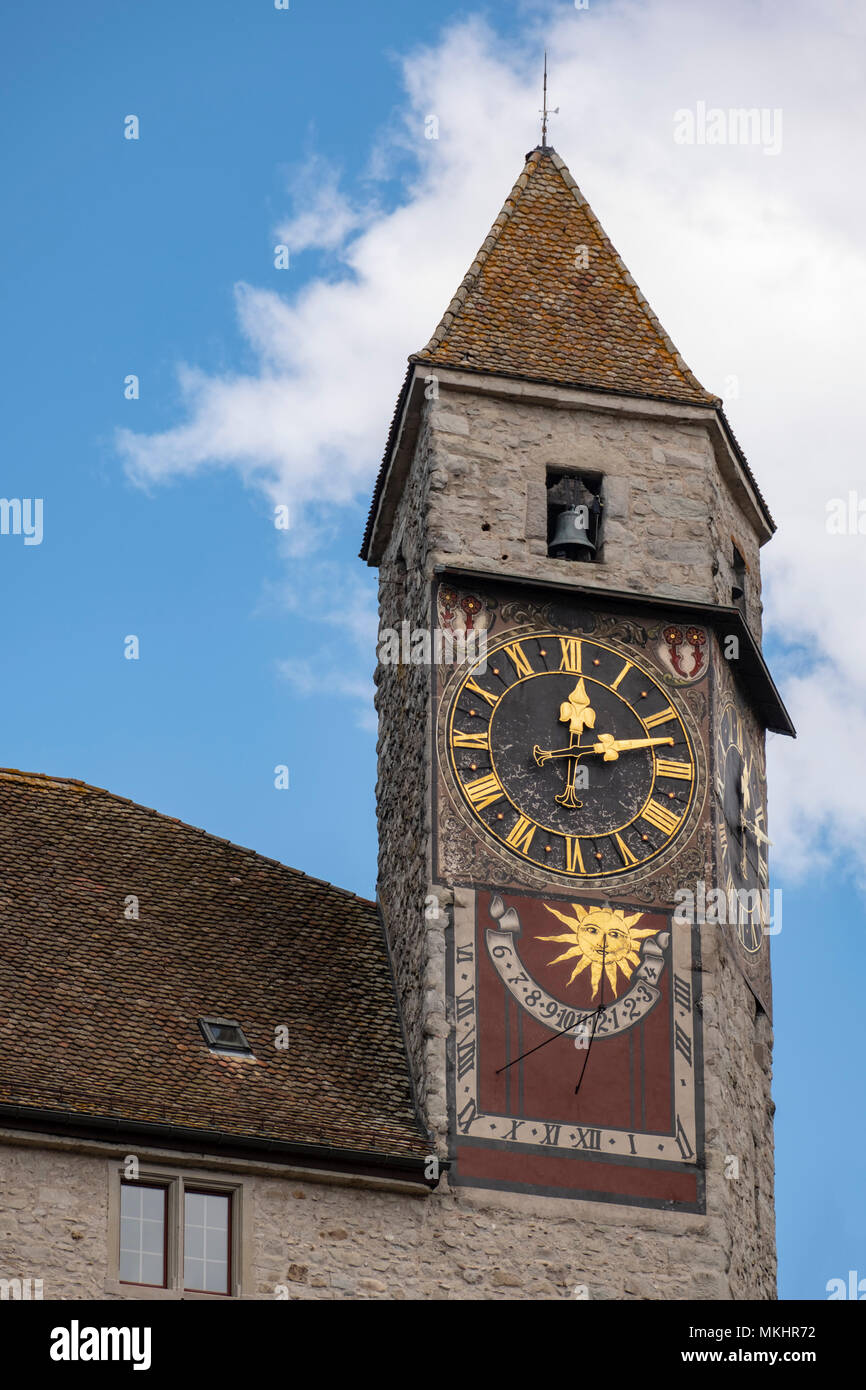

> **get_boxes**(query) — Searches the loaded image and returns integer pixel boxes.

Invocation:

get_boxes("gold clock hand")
[533,734,674,767]
[740,815,773,847]
[534,742,585,766]
[588,733,675,762]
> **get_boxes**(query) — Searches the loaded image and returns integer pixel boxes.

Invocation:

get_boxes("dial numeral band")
[462,773,504,809]
[643,706,677,729]
[655,757,693,780]
[641,800,682,835]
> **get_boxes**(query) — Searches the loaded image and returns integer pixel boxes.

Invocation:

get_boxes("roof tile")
[0,769,429,1163]
[416,146,716,405]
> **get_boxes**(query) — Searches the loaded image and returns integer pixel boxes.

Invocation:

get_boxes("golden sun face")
[538,904,661,1000]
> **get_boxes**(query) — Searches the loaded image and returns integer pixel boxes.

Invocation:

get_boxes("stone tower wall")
[373,381,776,1299]
[374,405,446,1141]
[424,382,764,641]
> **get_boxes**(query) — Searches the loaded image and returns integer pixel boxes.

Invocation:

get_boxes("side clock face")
[715,701,769,953]
[447,631,698,878]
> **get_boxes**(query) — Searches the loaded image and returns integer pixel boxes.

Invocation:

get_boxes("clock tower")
[362,145,793,1300]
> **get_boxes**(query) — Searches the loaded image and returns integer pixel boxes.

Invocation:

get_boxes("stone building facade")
[0,144,791,1301]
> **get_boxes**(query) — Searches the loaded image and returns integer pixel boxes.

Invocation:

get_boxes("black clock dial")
[447,632,697,878]
[715,701,769,954]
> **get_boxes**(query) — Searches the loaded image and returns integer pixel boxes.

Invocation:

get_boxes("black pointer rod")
[575,942,608,1098]
[496,942,609,1077]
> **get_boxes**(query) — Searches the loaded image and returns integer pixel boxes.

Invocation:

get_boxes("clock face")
[447,631,697,878]
[715,701,769,954]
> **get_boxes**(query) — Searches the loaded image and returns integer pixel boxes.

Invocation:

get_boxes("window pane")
[202,1259,226,1294]
[202,1193,229,1234]
[141,1219,164,1255]
[119,1183,166,1287]
[120,1217,138,1248]
[184,1222,204,1259]
[140,1187,165,1221]
[185,1191,205,1226]
[184,1191,230,1294]
[140,1252,164,1285]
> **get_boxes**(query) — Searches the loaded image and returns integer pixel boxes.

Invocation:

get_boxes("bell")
[549,504,596,558]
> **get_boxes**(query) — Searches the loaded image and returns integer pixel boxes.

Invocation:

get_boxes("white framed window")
[183,1188,232,1295]
[111,1168,244,1298]
[119,1181,168,1288]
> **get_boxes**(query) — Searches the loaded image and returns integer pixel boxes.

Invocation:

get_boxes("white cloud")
[277,657,376,733]
[269,557,379,730]
[116,0,866,875]
[276,157,371,255]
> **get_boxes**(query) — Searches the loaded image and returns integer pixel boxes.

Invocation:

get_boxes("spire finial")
[540,51,559,148]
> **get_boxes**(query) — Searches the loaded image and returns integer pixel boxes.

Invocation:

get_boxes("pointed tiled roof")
[361,144,774,561]
[415,145,717,406]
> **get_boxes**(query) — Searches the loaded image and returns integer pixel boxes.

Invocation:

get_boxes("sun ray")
[547,947,582,966]
[542,904,582,930]
[566,956,592,986]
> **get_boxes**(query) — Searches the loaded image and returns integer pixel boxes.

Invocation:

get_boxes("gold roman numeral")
[641,800,682,835]
[464,678,498,708]
[643,706,677,729]
[558,638,582,674]
[505,815,536,854]
[613,833,638,867]
[452,730,489,749]
[463,773,504,810]
[655,757,693,780]
[564,836,585,874]
[503,641,534,679]
[610,660,632,691]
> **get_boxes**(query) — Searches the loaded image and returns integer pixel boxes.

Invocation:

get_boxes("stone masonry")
[422,374,765,641]
[372,368,777,1299]
[0,1131,762,1299]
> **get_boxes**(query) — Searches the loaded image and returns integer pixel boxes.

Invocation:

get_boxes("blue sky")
[1,0,863,1301]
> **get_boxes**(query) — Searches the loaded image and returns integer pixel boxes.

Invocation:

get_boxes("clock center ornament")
[532,675,675,809]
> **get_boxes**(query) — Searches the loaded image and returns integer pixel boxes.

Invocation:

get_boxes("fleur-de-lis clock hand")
[533,732,675,767]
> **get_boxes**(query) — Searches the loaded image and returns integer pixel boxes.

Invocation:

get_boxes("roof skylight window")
[197,1017,254,1056]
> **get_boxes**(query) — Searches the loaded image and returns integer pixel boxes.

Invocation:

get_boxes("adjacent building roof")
[416,145,717,405]
[0,769,430,1177]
